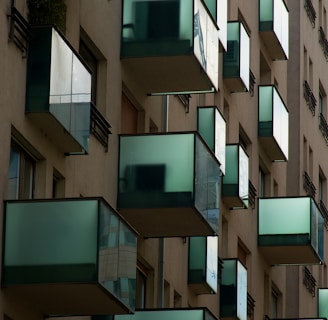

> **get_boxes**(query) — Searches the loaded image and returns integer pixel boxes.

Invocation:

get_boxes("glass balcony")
[222,144,249,209]
[115,308,218,320]
[259,0,289,60]
[258,85,289,161]
[319,289,328,319]
[2,198,137,315]
[118,132,220,237]
[188,236,218,294]
[258,197,324,265]
[223,21,250,92]
[121,0,219,94]
[26,26,91,154]
[197,106,226,174]
[220,259,247,320]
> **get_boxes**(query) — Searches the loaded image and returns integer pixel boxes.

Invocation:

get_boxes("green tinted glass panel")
[258,198,311,235]
[188,237,207,283]
[203,0,217,21]
[259,86,274,136]
[259,0,273,29]
[223,22,240,78]
[115,309,214,320]
[319,289,328,318]
[121,0,193,56]
[195,135,220,233]
[4,200,98,284]
[223,145,239,184]
[118,134,194,208]
[198,107,215,151]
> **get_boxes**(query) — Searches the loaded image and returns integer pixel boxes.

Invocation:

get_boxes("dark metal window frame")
[303,80,316,116]
[304,0,316,27]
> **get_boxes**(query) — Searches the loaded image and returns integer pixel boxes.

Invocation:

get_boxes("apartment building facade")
[0,0,328,320]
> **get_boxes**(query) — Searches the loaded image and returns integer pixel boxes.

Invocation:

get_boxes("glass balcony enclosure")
[2,198,137,315]
[222,144,249,209]
[188,236,218,294]
[258,197,324,265]
[114,308,218,320]
[319,289,328,319]
[121,0,219,94]
[26,26,91,154]
[223,21,250,92]
[259,0,289,60]
[197,106,226,174]
[220,259,247,320]
[258,85,289,161]
[118,132,220,237]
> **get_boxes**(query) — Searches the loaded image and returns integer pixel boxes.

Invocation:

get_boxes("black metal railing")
[303,80,316,116]
[7,5,31,57]
[304,171,316,198]
[319,112,328,144]
[249,70,256,97]
[319,200,328,230]
[90,103,111,152]
[176,94,191,113]
[247,293,255,320]
[303,266,316,297]
[248,180,257,209]
[304,0,316,27]
[319,27,328,60]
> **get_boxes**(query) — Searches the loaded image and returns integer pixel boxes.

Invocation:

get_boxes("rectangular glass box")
[2,198,137,315]
[258,197,324,265]
[26,26,91,154]
[118,132,220,237]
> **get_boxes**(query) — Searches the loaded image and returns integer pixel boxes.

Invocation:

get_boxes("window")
[259,167,266,197]
[8,142,35,200]
[271,287,281,318]
[136,267,147,308]
[52,168,65,198]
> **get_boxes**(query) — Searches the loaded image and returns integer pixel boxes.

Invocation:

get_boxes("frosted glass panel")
[240,24,250,90]
[217,0,227,50]
[206,236,218,292]
[4,200,98,266]
[239,147,249,204]
[215,110,226,175]
[274,0,289,58]
[258,197,311,235]
[273,89,289,159]
[237,261,247,320]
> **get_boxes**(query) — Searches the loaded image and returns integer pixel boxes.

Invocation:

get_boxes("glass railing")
[220,259,247,320]
[197,106,226,174]
[223,21,250,91]
[258,85,289,161]
[2,198,137,314]
[118,132,220,236]
[222,144,249,209]
[258,197,324,264]
[115,308,218,320]
[259,0,289,59]
[188,236,218,294]
[218,0,228,51]
[121,0,219,90]
[319,289,328,319]
[26,26,91,153]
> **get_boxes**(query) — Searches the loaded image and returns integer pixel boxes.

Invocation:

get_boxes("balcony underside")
[259,235,321,265]
[260,30,287,60]
[121,54,214,93]
[189,282,215,295]
[223,76,247,93]
[259,136,287,161]
[118,205,216,238]
[3,282,131,316]
[26,112,85,153]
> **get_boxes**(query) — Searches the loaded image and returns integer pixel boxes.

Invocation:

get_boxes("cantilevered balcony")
[117,132,220,237]
[2,198,137,315]
[121,0,219,94]
[258,85,289,161]
[188,236,218,294]
[197,106,226,174]
[319,289,328,318]
[115,308,218,320]
[223,21,250,92]
[26,26,91,154]
[220,259,247,320]
[258,197,324,265]
[222,144,249,209]
[259,0,289,60]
